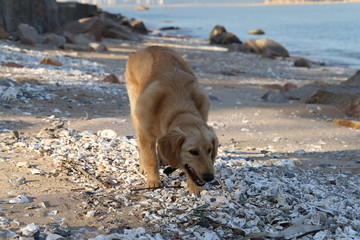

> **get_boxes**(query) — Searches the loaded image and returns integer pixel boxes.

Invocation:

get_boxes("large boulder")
[55,17,103,41]
[17,23,45,45]
[101,18,141,41]
[209,25,241,45]
[244,39,289,58]
[0,0,58,33]
[130,19,148,34]
[306,90,360,117]
[44,33,66,48]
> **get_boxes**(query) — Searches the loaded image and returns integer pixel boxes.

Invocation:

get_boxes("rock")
[226,43,251,53]
[56,17,103,42]
[261,83,298,92]
[61,43,94,52]
[102,18,140,41]
[209,25,227,38]
[16,162,31,168]
[89,42,108,52]
[209,25,241,45]
[0,0,58,33]
[103,28,138,41]
[9,176,26,186]
[1,62,24,68]
[212,32,242,45]
[343,70,360,86]
[102,74,120,84]
[17,23,45,45]
[196,221,211,228]
[135,5,149,11]
[244,38,289,58]
[248,29,265,35]
[44,33,66,48]
[57,2,98,27]
[159,26,180,31]
[130,19,148,34]
[73,32,97,45]
[40,57,62,66]
[306,90,359,116]
[0,26,8,39]
[294,58,311,68]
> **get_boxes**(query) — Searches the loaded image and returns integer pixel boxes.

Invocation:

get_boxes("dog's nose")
[203,173,214,182]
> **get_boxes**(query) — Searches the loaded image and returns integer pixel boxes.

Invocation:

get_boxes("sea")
[103,3,360,69]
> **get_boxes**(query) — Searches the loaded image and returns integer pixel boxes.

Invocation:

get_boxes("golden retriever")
[125,46,218,194]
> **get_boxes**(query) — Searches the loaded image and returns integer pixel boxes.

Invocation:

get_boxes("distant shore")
[97,0,360,8]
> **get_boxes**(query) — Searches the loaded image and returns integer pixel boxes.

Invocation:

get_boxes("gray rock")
[209,25,242,45]
[294,58,311,68]
[130,19,148,34]
[244,38,289,58]
[44,33,66,48]
[343,70,360,86]
[17,23,45,45]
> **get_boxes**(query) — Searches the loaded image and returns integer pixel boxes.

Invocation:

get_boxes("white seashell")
[0,217,11,228]
[86,210,96,218]
[46,233,65,240]
[20,223,40,236]
[97,129,117,139]
[30,168,46,175]
[9,195,31,204]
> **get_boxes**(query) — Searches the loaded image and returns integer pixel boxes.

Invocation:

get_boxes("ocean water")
[104,3,360,68]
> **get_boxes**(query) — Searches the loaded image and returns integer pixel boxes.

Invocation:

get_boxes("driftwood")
[333,118,360,130]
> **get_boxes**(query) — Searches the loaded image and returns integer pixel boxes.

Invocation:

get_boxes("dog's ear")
[211,136,219,162]
[157,128,186,168]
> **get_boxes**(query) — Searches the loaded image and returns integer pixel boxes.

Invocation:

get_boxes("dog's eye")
[189,149,199,156]
[208,148,212,154]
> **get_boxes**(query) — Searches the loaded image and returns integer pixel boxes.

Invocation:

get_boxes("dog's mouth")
[185,164,205,187]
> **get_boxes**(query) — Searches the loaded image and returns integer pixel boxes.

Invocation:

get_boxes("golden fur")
[125,46,218,194]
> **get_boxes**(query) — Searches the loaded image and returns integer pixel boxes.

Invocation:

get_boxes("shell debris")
[1,116,358,239]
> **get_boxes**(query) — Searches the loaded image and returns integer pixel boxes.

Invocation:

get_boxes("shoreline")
[106,4,360,69]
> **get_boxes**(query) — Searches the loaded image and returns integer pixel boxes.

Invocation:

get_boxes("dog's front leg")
[137,130,162,188]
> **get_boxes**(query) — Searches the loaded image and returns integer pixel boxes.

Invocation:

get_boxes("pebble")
[9,176,26,186]
[16,162,31,168]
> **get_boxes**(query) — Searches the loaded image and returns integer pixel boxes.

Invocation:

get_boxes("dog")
[125,46,218,194]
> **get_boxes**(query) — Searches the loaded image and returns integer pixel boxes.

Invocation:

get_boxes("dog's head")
[158,124,218,187]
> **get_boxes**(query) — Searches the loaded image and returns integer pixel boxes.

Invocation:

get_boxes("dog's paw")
[146,178,162,189]
[139,165,147,174]
[187,181,204,195]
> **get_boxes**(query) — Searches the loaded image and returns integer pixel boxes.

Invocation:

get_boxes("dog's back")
[125,46,195,95]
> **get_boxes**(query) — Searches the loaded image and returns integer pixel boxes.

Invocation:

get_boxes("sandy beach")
[1,33,360,239]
